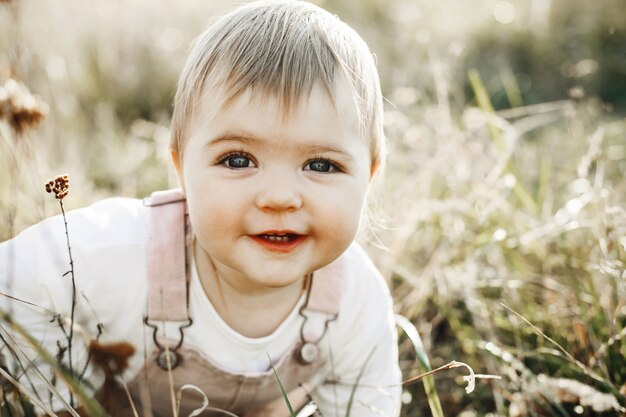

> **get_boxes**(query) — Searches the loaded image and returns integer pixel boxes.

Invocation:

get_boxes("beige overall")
[104,189,345,417]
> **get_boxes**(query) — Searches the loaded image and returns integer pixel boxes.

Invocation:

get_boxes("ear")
[170,150,185,192]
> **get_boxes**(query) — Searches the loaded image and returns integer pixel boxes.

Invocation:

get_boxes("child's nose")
[254,170,303,212]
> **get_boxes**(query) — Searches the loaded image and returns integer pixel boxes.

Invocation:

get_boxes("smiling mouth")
[250,232,307,252]
[259,233,299,242]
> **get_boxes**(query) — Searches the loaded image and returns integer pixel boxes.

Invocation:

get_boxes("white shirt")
[0,197,401,416]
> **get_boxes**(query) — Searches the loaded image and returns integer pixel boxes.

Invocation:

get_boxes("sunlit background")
[1,0,625,416]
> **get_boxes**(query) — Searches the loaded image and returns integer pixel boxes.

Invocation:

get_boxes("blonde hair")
[170,0,386,171]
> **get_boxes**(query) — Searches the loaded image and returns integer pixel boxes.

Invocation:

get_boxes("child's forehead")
[197,77,361,136]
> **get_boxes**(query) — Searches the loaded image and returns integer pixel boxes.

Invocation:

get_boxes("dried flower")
[88,341,135,381]
[45,174,70,200]
[0,78,48,134]
[89,341,137,417]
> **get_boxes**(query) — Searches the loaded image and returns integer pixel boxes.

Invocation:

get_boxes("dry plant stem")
[203,408,239,417]
[59,199,77,408]
[500,303,621,396]
[157,290,178,417]
[176,384,211,417]
[334,360,500,394]
[0,311,110,417]
[164,341,177,417]
[78,292,104,383]
[400,360,500,394]
[120,377,140,417]
[140,324,153,417]
[0,330,45,404]
[0,365,60,417]
[0,321,81,416]
[0,290,59,316]
[401,362,462,387]
[77,331,102,383]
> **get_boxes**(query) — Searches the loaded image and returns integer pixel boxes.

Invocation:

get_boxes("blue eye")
[227,155,251,168]
[309,160,331,172]
[305,159,339,173]
[218,152,255,169]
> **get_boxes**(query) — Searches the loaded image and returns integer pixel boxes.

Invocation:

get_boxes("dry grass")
[0,0,625,416]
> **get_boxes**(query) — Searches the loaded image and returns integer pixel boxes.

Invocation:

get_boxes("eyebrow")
[204,133,354,160]
[203,134,259,148]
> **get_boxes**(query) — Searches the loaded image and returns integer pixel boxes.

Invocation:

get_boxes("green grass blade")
[345,346,376,417]
[396,315,445,417]
[0,309,109,417]
[500,67,524,108]
[268,353,296,417]
[469,69,538,213]
[468,69,504,149]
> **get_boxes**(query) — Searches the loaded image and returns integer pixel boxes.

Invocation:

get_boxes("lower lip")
[249,235,307,253]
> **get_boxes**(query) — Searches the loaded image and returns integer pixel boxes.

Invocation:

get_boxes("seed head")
[45,174,70,200]
[0,78,48,134]
[88,341,136,381]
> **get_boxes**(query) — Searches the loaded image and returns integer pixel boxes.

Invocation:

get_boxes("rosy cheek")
[320,202,360,233]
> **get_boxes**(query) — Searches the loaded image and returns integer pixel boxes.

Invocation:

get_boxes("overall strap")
[296,255,346,364]
[305,257,346,316]
[144,188,190,323]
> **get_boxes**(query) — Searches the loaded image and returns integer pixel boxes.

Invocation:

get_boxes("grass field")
[1,0,625,416]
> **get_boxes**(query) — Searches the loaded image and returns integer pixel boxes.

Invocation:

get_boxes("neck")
[194,243,307,338]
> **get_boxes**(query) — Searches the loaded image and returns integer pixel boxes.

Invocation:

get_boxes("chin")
[250,271,305,288]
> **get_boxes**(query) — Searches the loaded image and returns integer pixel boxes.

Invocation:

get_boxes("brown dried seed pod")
[45,174,70,200]
[0,79,48,134]
[88,341,135,380]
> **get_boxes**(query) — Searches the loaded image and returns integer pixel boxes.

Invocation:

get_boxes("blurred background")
[1,0,625,416]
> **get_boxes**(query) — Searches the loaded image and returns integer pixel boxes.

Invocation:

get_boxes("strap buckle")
[144,316,193,370]
[296,274,337,365]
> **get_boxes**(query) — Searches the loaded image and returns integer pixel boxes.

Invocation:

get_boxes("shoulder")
[328,242,395,342]
[3,197,149,254]
[48,197,149,246]
[0,197,150,298]
[313,244,402,415]
[338,242,392,310]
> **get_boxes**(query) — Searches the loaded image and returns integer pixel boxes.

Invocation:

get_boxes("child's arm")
[313,295,401,416]
[0,215,92,412]
[312,244,402,417]
[0,197,148,414]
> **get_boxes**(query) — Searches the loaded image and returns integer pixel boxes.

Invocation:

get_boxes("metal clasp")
[296,274,337,365]
[144,316,193,370]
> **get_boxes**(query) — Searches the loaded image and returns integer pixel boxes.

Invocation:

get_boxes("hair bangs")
[171,0,385,171]
[206,5,338,119]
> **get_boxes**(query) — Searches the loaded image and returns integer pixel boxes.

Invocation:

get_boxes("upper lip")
[253,230,305,236]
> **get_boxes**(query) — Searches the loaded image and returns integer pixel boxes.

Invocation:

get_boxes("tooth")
[260,233,297,243]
